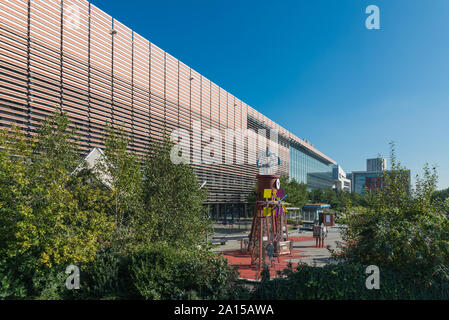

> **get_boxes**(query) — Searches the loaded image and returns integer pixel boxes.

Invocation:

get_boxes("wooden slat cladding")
[0,0,336,206]
[0,0,28,130]
[90,3,112,149]
[29,0,61,133]
[62,0,90,153]
[132,31,150,155]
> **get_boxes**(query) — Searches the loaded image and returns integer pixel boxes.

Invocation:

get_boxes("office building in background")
[367,158,387,172]
[332,165,351,192]
[349,158,410,194]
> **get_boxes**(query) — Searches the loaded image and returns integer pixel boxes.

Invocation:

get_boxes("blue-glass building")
[350,170,411,195]
[351,172,383,194]
[289,143,334,190]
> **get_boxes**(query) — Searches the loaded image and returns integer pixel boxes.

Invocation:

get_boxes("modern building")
[0,0,338,218]
[349,158,410,194]
[332,165,351,192]
[288,141,336,190]
[366,158,387,172]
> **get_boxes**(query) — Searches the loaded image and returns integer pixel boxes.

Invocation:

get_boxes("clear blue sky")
[90,0,449,190]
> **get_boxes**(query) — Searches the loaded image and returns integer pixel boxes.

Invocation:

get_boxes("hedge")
[252,263,449,300]
[65,244,249,300]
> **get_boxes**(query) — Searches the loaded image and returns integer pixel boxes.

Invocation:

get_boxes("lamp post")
[200,181,208,242]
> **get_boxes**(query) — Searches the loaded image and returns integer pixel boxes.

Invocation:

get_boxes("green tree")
[97,125,145,253]
[348,191,368,208]
[334,190,352,213]
[29,114,114,266]
[0,112,239,299]
[280,175,308,208]
[0,127,32,260]
[137,137,211,249]
[0,113,114,268]
[0,113,115,298]
[92,126,212,252]
[245,186,257,217]
[322,187,338,207]
[334,143,449,277]
[308,188,324,203]
[433,187,449,203]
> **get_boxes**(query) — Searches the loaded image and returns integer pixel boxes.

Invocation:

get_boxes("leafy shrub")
[67,249,137,300]
[0,257,28,299]
[31,264,67,300]
[0,111,226,300]
[129,243,244,300]
[61,244,247,300]
[0,253,68,300]
[335,145,449,278]
[252,263,449,300]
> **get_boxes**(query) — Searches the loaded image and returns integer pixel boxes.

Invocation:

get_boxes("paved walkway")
[213,225,344,280]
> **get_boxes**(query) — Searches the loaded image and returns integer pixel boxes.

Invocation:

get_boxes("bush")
[335,144,449,278]
[0,254,69,300]
[66,249,137,300]
[0,256,29,299]
[129,243,244,300]
[0,111,224,300]
[61,244,247,300]
[252,263,449,300]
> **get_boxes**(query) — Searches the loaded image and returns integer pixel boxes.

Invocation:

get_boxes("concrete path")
[212,225,344,267]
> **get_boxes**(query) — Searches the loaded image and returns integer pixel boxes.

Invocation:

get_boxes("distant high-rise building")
[351,170,411,194]
[367,158,387,172]
[349,157,410,195]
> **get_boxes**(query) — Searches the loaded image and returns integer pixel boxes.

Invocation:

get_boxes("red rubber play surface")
[289,236,314,242]
[221,236,315,280]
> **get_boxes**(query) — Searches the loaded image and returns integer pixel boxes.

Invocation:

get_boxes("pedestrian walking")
[313,222,322,248]
[320,222,327,248]
[267,242,275,266]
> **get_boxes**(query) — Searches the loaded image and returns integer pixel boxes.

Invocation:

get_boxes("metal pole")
[259,212,263,271]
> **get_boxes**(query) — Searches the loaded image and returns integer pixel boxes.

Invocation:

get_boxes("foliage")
[333,143,449,277]
[280,175,308,208]
[0,111,223,299]
[308,187,367,213]
[346,190,369,209]
[64,244,246,300]
[0,127,32,262]
[433,187,449,203]
[0,255,31,299]
[95,128,211,252]
[0,113,114,269]
[64,248,138,300]
[138,137,211,249]
[96,125,145,253]
[130,243,240,300]
[245,186,257,216]
[252,263,449,300]
[0,252,73,300]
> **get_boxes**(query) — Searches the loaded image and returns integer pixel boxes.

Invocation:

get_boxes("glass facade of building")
[289,145,334,190]
[351,170,411,194]
[352,172,383,194]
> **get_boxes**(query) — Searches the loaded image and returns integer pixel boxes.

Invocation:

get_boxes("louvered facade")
[0,0,337,218]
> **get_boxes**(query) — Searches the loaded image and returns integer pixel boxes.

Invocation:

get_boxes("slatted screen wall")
[0,0,335,205]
